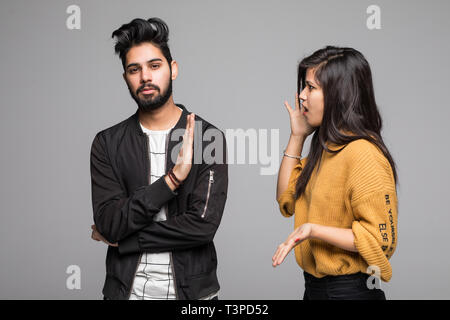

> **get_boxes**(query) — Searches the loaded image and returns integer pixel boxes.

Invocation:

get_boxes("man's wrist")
[164,175,178,191]
[170,167,183,184]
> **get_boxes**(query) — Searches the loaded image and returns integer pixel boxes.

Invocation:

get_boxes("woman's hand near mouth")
[284,93,314,139]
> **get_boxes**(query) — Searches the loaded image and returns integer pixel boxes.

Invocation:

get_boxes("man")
[90,17,228,300]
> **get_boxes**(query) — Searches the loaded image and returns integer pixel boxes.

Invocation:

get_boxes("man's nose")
[140,65,152,82]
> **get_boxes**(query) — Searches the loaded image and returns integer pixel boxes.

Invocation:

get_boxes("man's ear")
[170,60,178,80]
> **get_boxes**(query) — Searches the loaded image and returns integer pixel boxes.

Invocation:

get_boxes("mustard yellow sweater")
[277,139,398,282]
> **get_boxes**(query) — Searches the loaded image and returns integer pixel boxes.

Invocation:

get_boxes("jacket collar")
[131,103,189,136]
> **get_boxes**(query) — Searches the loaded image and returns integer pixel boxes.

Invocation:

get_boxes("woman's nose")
[299,89,307,102]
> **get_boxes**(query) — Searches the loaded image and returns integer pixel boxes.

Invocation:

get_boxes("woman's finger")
[274,247,284,266]
[272,245,283,265]
[294,92,300,111]
[273,245,283,261]
[273,242,290,266]
[272,249,281,266]
[283,101,293,114]
[275,246,290,266]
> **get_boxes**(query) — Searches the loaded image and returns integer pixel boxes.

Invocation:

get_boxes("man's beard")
[127,79,172,112]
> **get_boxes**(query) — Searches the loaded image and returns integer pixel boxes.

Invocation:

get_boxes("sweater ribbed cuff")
[277,191,295,217]
[352,221,392,282]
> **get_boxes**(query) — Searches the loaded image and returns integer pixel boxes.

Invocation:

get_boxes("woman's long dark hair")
[295,46,397,199]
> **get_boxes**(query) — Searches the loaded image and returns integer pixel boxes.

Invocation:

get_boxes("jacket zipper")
[201,170,214,218]
[127,134,150,300]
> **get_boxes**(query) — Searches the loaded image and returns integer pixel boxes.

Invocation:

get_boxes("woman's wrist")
[290,133,307,141]
[309,223,319,239]
[285,134,306,157]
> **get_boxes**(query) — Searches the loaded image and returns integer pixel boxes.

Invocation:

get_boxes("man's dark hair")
[111,17,173,70]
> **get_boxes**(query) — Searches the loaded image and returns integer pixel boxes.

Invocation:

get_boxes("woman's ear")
[171,60,178,80]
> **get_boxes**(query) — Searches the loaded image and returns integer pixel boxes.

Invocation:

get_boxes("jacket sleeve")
[276,158,306,217]
[349,141,398,282]
[90,132,177,244]
[118,133,228,255]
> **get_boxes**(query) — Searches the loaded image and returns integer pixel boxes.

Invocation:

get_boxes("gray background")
[1,0,449,299]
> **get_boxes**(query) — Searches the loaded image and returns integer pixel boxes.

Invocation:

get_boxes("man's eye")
[129,68,138,73]
[151,64,160,69]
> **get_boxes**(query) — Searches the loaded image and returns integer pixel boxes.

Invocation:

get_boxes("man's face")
[123,42,177,112]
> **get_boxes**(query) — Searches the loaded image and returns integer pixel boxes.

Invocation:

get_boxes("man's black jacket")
[90,104,228,300]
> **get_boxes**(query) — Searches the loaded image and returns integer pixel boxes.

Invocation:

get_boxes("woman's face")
[299,67,324,128]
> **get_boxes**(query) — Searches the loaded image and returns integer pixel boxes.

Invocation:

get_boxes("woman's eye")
[308,85,314,90]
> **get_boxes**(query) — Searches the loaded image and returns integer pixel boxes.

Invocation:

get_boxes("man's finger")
[185,114,190,133]
[182,115,192,145]
[91,231,100,241]
[189,114,195,140]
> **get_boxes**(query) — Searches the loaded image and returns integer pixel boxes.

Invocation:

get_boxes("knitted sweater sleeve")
[277,158,306,217]
[348,140,398,282]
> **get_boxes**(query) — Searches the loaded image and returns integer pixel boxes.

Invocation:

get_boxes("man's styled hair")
[111,17,173,70]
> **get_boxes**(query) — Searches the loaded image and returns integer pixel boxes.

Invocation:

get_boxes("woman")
[272,46,398,300]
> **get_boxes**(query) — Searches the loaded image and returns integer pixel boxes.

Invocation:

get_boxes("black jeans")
[303,271,386,300]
